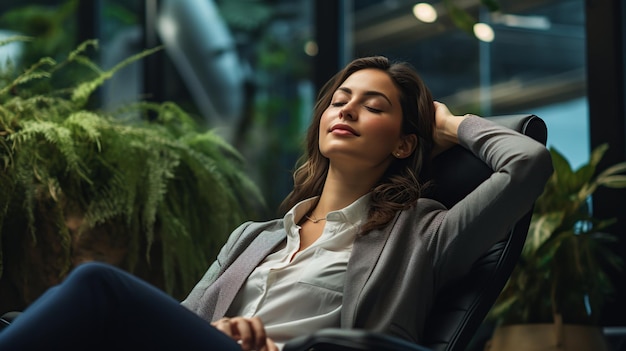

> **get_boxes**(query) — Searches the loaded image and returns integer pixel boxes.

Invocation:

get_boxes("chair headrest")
[426,114,546,209]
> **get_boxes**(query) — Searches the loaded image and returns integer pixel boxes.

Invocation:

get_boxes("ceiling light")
[473,23,495,42]
[304,40,318,56]
[413,3,438,23]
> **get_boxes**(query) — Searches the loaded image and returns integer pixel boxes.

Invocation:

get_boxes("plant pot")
[486,323,609,351]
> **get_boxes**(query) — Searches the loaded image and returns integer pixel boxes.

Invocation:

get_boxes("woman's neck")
[312,167,378,216]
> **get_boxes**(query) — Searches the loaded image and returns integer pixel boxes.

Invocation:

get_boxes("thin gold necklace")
[305,214,325,223]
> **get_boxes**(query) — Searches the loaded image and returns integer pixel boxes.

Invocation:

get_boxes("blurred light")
[304,40,318,56]
[492,13,551,30]
[473,23,495,42]
[157,16,178,41]
[412,3,437,23]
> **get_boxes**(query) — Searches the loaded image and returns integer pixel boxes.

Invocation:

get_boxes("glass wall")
[0,0,590,213]
[351,0,588,168]
[97,0,317,216]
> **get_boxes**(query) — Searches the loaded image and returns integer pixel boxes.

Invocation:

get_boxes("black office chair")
[282,114,548,351]
[1,115,548,351]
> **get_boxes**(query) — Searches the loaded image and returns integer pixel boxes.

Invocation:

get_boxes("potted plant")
[486,144,626,350]
[0,37,265,313]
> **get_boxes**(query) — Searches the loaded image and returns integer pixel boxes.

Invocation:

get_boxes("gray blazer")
[181,116,553,344]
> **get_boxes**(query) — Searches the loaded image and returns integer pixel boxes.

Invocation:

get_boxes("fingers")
[433,100,446,111]
[431,101,468,158]
[211,316,271,351]
[245,317,268,350]
[265,337,280,351]
[210,317,234,337]
[431,101,452,157]
[231,317,263,350]
[433,100,449,114]
[433,101,454,128]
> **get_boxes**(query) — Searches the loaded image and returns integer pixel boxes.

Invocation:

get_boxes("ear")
[393,134,418,159]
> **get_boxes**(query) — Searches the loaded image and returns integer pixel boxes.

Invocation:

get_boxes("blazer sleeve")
[430,115,553,286]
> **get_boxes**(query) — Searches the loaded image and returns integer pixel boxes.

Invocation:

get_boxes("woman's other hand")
[211,316,279,351]
[431,101,469,158]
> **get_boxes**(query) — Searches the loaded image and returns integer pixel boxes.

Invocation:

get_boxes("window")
[351,0,588,167]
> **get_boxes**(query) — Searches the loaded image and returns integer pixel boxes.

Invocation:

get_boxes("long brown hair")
[279,56,435,232]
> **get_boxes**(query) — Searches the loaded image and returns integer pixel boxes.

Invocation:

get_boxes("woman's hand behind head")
[431,101,469,158]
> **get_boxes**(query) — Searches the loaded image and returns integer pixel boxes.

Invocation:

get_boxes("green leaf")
[592,218,618,233]
[0,57,56,96]
[596,161,626,180]
[66,39,98,62]
[549,147,576,193]
[602,161,626,175]
[572,163,595,189]
[588,143,609,168]
[71,44,162,107]
[0,38,266,300]
[443,0,476,34]
[526,211,564,254]
[492,140,625,325]
[480,0,500,12]
[597,174,626,188]
[0,35,33,47]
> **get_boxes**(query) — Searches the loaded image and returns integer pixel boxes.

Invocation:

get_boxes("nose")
[339,104,356,121]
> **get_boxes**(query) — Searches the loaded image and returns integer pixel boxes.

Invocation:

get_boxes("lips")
[330,124,359,136]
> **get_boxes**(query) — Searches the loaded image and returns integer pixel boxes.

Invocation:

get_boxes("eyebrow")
[337,87,393,106]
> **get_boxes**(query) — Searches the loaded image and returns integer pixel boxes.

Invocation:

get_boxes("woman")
[0,56,552,351]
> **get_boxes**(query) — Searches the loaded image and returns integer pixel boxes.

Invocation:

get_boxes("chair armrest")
[0,311,21,332]
[283,328,433,351]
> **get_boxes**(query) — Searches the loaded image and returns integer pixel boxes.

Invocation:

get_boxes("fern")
[71,45,162,107]
[0,37,265,303]
[0,57,56,97]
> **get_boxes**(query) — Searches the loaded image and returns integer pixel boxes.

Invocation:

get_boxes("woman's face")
[319,68,415,173]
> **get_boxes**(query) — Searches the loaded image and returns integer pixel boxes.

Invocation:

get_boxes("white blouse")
[225,194,371,348]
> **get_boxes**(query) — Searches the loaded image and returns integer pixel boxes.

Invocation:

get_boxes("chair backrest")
[420,114,547,351]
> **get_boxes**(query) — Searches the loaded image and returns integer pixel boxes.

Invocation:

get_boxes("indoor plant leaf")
[491,144,626,326]
[526,211,564,255]
[0,37,266,311]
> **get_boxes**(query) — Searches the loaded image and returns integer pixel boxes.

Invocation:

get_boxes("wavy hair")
[279,56,435,233]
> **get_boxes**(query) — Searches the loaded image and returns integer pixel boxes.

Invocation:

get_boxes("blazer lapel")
[341,222,393,327]
[197,228,286,321]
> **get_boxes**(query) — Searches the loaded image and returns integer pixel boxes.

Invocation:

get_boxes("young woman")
[0,56,553,351]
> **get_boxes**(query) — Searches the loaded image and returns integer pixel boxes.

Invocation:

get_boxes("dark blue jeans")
[0,262,240,350]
